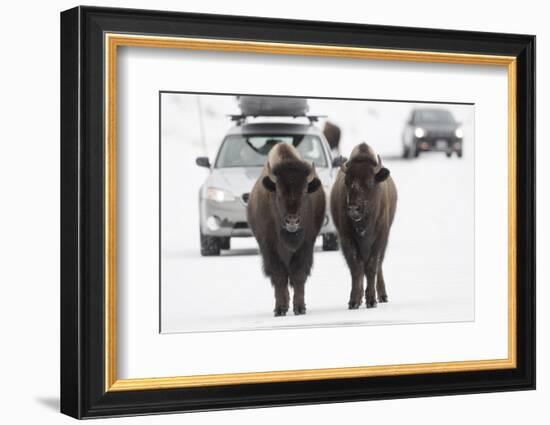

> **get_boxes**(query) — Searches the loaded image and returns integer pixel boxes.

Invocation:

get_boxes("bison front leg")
[348,262,364,309]
[272,274,290,317]
[376,265,388,303]
[288,243,314,315]
[364,256,378,308]
[290,272,307,315]
[341,239,364,309]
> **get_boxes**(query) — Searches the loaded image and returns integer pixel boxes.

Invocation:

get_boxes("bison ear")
[262,176,277,192]
[307,177,322,193]
[375,167,390,183]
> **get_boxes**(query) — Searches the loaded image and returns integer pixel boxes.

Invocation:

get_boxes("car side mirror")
[195,156,211,168]
[332,156,345,167]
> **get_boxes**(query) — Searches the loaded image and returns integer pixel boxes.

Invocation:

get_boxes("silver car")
[195,120,339,255]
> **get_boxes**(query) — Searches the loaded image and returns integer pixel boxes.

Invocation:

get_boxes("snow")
[160,93,474,334]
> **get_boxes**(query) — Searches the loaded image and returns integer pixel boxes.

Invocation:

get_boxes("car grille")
[426,130,452,138]
[241,193,250,204]
[233,222,249,229]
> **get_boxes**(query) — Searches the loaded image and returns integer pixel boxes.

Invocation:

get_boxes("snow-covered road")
[161,154,474,334]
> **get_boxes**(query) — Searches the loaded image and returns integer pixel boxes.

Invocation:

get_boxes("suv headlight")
[206,187,235,202]
[414,127,425,138]
[454,127,464,138]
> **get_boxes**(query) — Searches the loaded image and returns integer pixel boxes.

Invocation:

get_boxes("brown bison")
[247,143,325,316]
[323,121,341,153]
[330,143,397,309]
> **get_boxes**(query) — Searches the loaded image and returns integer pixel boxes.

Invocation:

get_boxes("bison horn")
[340,159,349,174]
[375,154,382,172]
[307,162,316,183]
[266,159,277,183]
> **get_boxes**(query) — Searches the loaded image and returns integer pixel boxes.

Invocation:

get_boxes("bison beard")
[330,143,397,309]
[247,144,325,316]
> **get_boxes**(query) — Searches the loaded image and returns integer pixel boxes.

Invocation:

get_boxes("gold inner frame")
[104,33,517,392]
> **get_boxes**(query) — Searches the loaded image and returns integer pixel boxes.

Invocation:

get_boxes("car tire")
[322,233,339,251]
[221,237,230,250]
[402,146,410,158]
[407,143,416,159]
[446,151,452,158]
[413,147,420,158]
[200,232,221,256]
[457,150,463,158]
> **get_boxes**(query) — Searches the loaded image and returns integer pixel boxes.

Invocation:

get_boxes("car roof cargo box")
[237,96,309,117]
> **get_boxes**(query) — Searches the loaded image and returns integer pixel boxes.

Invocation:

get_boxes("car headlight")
[206,187,235,202]
[454,127,464,138]
[206,216,221,231]
[414,127,425,138]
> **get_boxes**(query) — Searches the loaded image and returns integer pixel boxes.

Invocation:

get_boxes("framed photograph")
[60,6,535,419]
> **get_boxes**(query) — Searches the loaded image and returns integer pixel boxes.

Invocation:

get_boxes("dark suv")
[402,108,464,158]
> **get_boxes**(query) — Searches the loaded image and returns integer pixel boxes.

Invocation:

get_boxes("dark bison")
[247,143,325,316]
[323,121,341,153]
[330,143,397,309]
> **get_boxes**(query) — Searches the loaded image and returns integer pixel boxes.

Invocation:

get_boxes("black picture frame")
[61,5,535,419]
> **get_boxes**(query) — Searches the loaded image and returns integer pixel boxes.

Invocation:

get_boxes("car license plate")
[436,140,447,149]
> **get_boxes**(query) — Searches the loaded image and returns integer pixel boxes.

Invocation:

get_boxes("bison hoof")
[378,294,389,303]
[293,305,306,315]
[348,301,361,310]
[366,299,378,308]
[274,307,288,317]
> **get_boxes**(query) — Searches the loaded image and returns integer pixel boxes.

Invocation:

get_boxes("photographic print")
[160,93,475,333]
[61,7,535,418]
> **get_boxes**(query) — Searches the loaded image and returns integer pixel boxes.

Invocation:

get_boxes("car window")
[215,134,328,168]
[413,109,455,124]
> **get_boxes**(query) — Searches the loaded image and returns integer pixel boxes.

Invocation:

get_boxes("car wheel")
[407,143,416,159]
[457,150,463,158]
[221,237,230,250]
[413,147,420,158]
[402,146,410,158]
[322,233,339,251]
[200,232,221,256]
[446,151,452,158]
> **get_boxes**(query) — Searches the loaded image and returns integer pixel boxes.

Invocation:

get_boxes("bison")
[330,143,397,309]
[247,143,325,316]
[323,121,342,153]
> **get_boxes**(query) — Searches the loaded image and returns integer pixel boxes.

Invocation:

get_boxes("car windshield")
[414,109,455,124]
[215,134,328,168]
